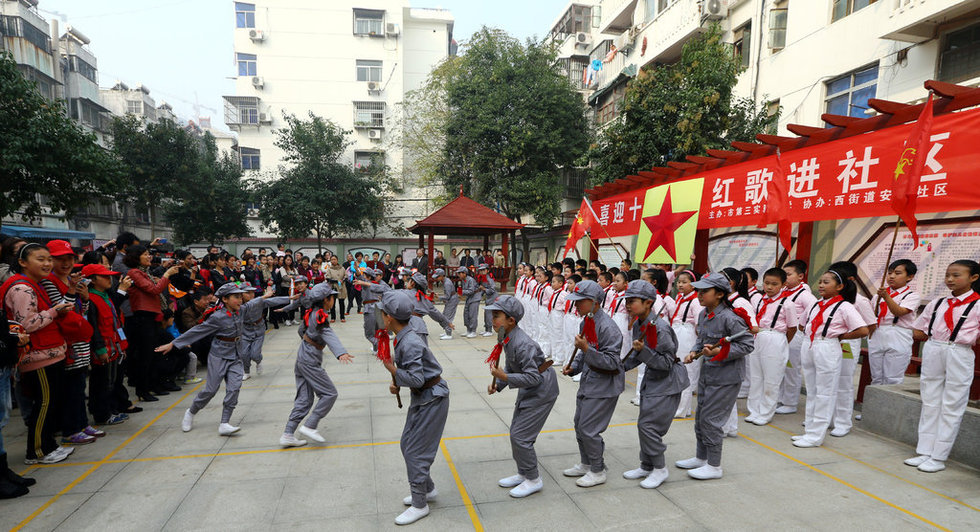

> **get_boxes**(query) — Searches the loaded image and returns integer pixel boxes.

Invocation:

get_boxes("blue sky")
[38,0,569,130]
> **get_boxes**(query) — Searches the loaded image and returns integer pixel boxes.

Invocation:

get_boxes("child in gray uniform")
[434,268,457,340]
[478,263,498,336]
[279,283,353,447]
[676,273,754,480]
[458,267,480,338]
[621,280,688,489]
[354,269,389,352]
[486,295,559,498]
[404,272,452,346]
[561,280,624,488]
[240,283,294,380]
[379,290,450,526]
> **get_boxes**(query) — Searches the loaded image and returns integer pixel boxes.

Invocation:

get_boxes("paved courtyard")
[1,311,978,531]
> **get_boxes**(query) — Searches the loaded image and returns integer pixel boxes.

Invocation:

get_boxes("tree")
[407,27,590,246]
[0,50,121,231]
[251,112,386,253]
[588,24,779,185]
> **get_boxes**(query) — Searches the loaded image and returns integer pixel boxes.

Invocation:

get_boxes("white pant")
[739,357,752,398]
[674,323,699,417]
[549,309,567,365]
[613,313,630,360]
[563,314,582,366]
[833,339,861,433]
[537,305,552,357]
[723,403,739,434]
[801,338,842,445]
[779,332,805,407]
[868,325,913,385]
[916,341,975,461]
[748,330,789,422]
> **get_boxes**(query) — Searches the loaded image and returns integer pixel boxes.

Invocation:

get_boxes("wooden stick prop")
[486,326,507,389]
[691,329,752,361]
[624,318,659,360]
[563,312,597,373]
[374,308,401,408]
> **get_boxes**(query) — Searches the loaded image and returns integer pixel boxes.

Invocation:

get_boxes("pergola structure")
[408,192,525,289]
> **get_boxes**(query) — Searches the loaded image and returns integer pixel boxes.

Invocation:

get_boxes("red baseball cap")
[81,264,120,277]
[46,240,74,257]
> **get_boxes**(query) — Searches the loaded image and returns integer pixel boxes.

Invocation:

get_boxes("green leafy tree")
[589,24,778,185]
[0,50,121,230]
[408,27,590,246]
[251,112,386,253]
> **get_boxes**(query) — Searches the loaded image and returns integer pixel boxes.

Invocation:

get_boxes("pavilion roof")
[408,193,525,235]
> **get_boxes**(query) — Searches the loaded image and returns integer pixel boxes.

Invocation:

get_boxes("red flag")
[760,149,793,252]
[562,199,596,258]
[891,93,934,248]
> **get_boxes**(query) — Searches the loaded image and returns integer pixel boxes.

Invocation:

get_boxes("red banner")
[591,106,980,237]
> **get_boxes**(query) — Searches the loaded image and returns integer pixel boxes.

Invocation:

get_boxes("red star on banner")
[641,187,697,262]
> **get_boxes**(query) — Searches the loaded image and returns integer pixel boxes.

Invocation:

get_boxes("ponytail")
[722,267,749,301]
[952,259,980,294]
[827,268,856,303]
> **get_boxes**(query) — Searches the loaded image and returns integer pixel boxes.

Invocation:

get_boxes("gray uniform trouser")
[695,380,740,466]
[464,299,480,333]
[190,356,243,424]
[483,306,495,332]
[574,396,618,473]
[364,309,378,350]
[241,333,264,373]
[511,398,557,480]
[443,297,458,335]
[638,393,682,470]
[403,395,450,508]
[285,359,338,434]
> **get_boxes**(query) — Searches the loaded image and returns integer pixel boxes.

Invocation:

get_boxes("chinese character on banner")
[836,146,880,194]
[612,201,625,224]
[921,132,950,183]
[629,196,643,221]
[787,158,820,198]
[864,191,875,203]
[711,178,734,208]
[917,184,929,198]
[745,168,774,205]
[598,204,610,226]
[935,183,947,196]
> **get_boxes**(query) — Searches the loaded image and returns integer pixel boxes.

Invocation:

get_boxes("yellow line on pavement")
[440,440,483,532]
[12,382,204,531]
[739,433,950,531]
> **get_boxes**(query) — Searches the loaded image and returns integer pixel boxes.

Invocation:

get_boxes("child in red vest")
[82,264,130,426]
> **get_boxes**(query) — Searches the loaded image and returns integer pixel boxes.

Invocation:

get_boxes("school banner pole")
[583,197,625,261]
[880,216,902,289]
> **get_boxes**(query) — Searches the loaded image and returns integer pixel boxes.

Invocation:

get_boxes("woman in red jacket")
[122,245,179,402]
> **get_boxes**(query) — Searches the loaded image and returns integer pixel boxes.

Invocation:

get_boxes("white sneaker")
[854,413,862,421]
[640,467,669,489]
[575,470,606,487]
[465,332,477,338]
[917,459,945,473]
[242,373,251,381]
[904,455,930,467]
[39,447,72,464]
[279,433,307,447]
[630,397,641,406]
[830,427,849,437]
[674,411,691,419]
[439,334,452,340]
[675,457,706,469]
[298,425,325,443]
[725,430,738,438]
[218,423,240,436]
[256,363,263,375]
[509,477,543,498]
[572,374,581,382]
[623,467,652,480]
[792,438,820,448]
[744,415,758,424]
[498,474,525,488]
[775,405,797,414]
[181,409,194,432]
[688,464,723,480]
[562,463,589,477]
[395,504,430,525]
[402,488,438,506]
[481,331,494,337]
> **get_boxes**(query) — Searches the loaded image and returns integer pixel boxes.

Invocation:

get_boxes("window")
[939,23,980,83]
[240,100,258,124]
[766,99,780,134]
[224,96,260,126]
[235,2,255,28]
[356,60,382,82]
[595,84,626,126]
[769,3,787,52]
[354,151,383,172]
[240,147,260,170]
[126,100,143,115]
[353,9,384,36]
[548,4,592,42]
[0,16,51,50]
[825,63,877,119]
[237,53,257,77]
[831,0,876,22]
[70,56,97,82]
[734,23,751,69]
[353,101,386,128]
[559,57,588,90]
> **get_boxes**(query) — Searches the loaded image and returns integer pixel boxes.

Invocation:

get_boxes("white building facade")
[223,0,454,237]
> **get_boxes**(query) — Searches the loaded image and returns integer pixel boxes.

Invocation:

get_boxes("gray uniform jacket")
[173,304,245,360]
[407,290,451,330]
[623,313,689,397]
[242,296,290,338]
[568,310,625,398]
[691,306,755,385]
[460,276,479,302]
[441,278,458,304]
[393,326,449,407]
[362,281,391,311]
[297,323,347,364]
[494,327,559,408]
[480,275,498,303]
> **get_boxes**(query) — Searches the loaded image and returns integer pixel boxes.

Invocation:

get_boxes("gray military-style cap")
[624,279,657,301]
[411,272,428,291]
[455,266,469,274]
[433,268,446,277]
[214,283,246,298]
[564,280,606,304]
[307,282,337,302]
[485,295,523,322]
[690,272,730,293]
[381,290,414,321]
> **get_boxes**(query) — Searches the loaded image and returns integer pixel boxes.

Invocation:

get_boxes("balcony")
[597,0,638,34]
[881,0,980,43]
[633,0,705,66]
[223,96,261,129]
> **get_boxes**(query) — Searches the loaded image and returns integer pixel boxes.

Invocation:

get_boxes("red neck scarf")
[671,292,697,324]
[485,335,510,366]
[810,296,843,341]
[877,286,909,323]
[756,293,787,324]
[944,291,980,332]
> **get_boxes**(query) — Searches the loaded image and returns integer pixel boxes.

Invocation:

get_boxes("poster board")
[708,231,778,279]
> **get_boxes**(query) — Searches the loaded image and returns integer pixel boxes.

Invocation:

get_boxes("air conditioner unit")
[386,22,400,36]
[613,33,633,53]
[367,81,380,92]
[251,76,264,88]
[368,129,383,140]
[258,112,271,124]
[575,32,592,47]
[702,0,727,20]
[248,29,265,41]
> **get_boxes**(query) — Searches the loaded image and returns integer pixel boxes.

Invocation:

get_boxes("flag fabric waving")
[760,149,793,252]
[891,93,934,249]
[562,198,596,258]
[633,179,703,264]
